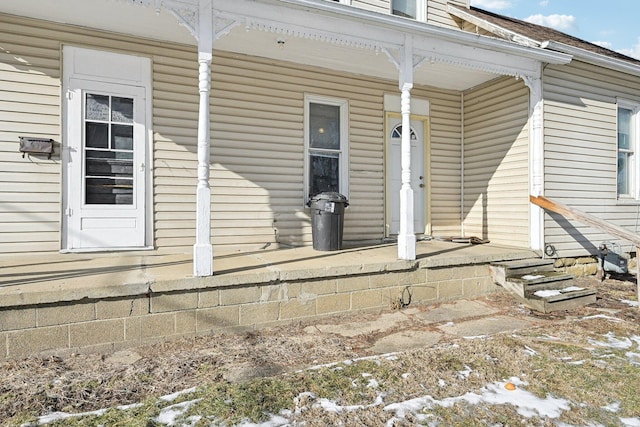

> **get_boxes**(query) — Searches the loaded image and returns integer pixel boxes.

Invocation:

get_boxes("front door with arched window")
[386,115,429,236]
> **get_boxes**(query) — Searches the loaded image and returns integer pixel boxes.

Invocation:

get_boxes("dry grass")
[3,275,640,426]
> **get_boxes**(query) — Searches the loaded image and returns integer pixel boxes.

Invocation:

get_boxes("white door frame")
[61,46,153,252]
[385,112,431,237]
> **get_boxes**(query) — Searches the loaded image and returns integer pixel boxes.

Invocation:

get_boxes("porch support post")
[398,37,416,260]
[193,0,214,276]
[524,73,544,252]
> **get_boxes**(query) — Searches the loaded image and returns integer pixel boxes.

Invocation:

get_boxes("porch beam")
[398,36,416,261]
[193,0,214,276]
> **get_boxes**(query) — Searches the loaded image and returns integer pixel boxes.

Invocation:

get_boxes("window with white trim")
[617,103,639,198]
[305,95,349,202]
[391,0,425,20]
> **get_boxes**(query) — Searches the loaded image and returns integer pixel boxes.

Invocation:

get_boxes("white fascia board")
[412,36,544,78]
[216,0,571,66]
[214,0,403,49]
[542,40,640,77]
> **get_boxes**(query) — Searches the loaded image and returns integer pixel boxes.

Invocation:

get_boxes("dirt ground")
[1,274,639,424]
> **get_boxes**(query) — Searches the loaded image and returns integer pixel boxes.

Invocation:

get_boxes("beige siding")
[0,13,463,255]
[0,17,63,254]
[347,0,469,28]
[428,0,468,28]
[463,77,530,247]
[543,60,640,257]
[418,87,463,236]
[351,0,388,14]
[207,54,462,247]
[0,14,203,255]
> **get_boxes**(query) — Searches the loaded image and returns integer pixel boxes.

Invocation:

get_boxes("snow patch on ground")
[384,377,570,420]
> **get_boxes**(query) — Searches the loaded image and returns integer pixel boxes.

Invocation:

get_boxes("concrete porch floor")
[0,240,538,309]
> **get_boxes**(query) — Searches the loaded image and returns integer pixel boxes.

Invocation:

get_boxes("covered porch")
[0,0,570,276]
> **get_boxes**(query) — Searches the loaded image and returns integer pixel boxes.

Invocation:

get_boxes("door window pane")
[112,124,134,150]
[84,92,135,205]
[86,94,110,121]
[112,97,134,123]
[85,122,109,149]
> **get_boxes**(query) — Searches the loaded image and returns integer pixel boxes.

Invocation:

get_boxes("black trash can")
[308,192,349,251]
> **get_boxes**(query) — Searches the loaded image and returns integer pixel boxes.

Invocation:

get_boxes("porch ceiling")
[1,0,542,92]
[213,25,498,91]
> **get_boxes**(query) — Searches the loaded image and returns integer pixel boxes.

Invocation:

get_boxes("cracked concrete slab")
[416,300,498,324]
[370,330,442,354]
[304,311,411,337]
[437,315,537,338]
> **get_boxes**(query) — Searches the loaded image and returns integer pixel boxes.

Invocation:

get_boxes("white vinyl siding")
[544,60,640,256]
[463,77,530,247]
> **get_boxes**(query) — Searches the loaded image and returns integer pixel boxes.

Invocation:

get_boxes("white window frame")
[390,0,426,21]
[617,100,640,200]
[304,94,349,204]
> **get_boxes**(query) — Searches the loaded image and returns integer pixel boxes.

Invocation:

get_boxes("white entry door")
[387,117,427,235]
[64,79,147,250]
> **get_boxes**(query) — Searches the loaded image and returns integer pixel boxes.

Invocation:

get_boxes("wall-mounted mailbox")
[19,137,54,159]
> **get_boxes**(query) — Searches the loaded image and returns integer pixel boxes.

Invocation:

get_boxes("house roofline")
[447,4,541,49]
[274,0,571,66]
[542,40,640,77]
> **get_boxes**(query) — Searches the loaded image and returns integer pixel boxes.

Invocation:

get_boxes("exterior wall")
[425,87,463,236]
[0,13,202,255]
[427,0,469,28]
[463,77,530,246]
[0,263,496,360]
[0,17,62,254]
[0,13,464,254]
[543,60,640,257]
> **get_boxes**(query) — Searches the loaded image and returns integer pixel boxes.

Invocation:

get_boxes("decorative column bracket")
[382,47,426,74]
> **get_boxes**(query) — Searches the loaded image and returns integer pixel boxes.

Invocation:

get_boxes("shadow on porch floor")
[0,240,538,309]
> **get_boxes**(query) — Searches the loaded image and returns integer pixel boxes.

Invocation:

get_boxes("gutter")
[542,40,640,77]
[270,0,572,66]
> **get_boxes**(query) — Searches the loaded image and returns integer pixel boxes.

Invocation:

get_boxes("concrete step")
[491,258,597,313]
[490,258,555,286]
[520,287,597,313]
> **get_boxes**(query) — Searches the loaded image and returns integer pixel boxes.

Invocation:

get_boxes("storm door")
[64,79,147,250]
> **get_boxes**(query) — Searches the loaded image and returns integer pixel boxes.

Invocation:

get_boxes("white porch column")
[524,73,544,252]
[398,38,416,260]
[193,0,214,276]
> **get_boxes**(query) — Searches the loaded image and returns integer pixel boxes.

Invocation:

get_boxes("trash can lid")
[310,192,348,203]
